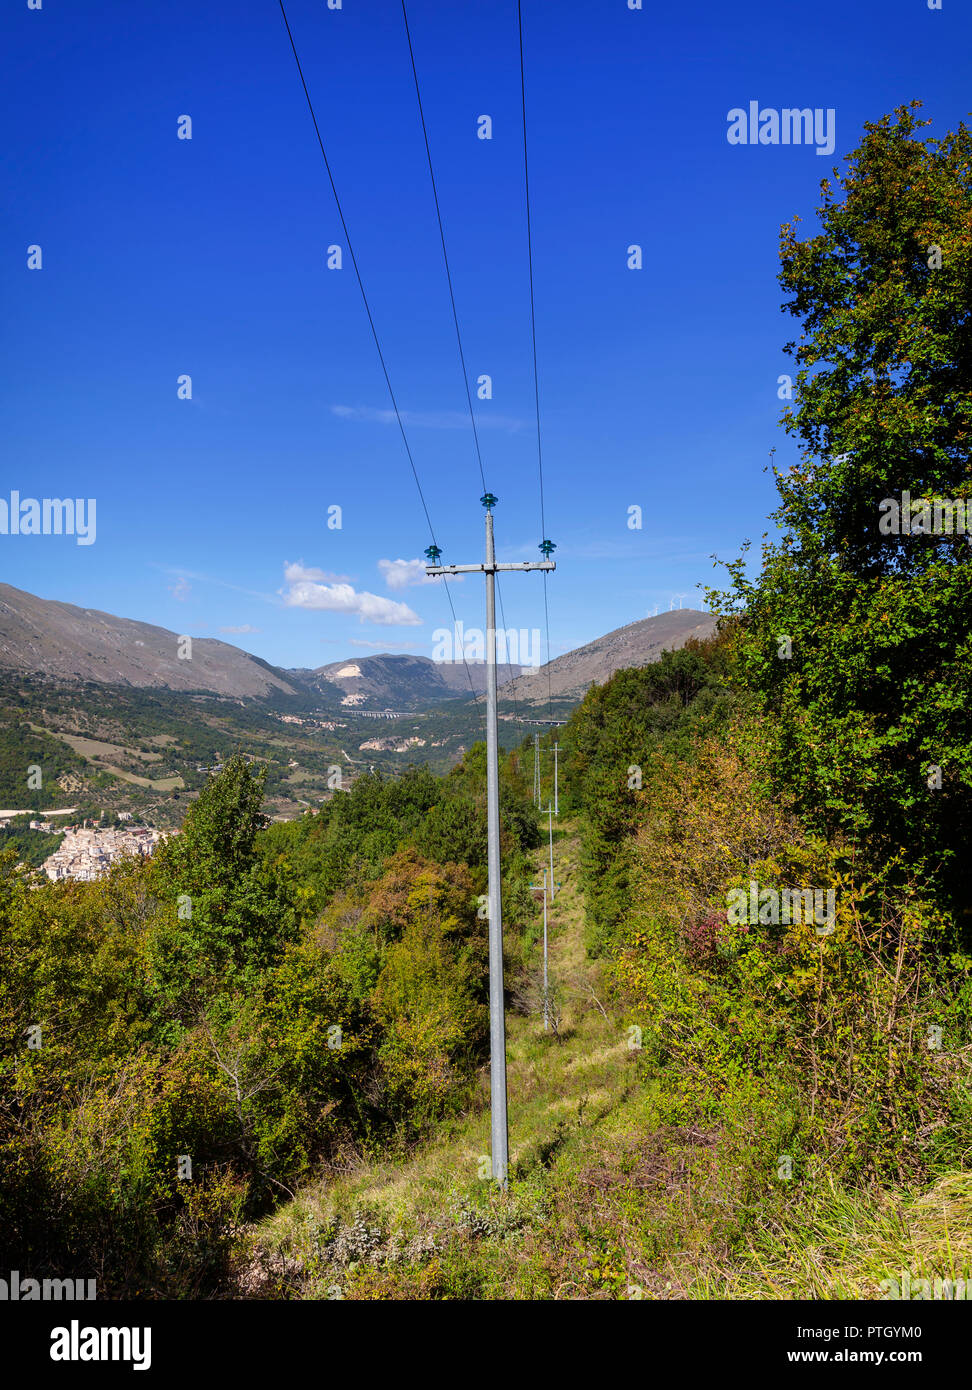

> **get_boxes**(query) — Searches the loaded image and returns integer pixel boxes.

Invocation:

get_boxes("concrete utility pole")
[552,741,560,816]
[528,865,560,1030]
[542,868,549,1028]
[528,868,550,1028]
[425,495,555,1186]
[547,802,556,900]
[533,732,541,808]
[539,867,549,1029]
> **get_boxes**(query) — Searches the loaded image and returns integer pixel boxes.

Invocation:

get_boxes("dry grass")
[686,1170,972,1300]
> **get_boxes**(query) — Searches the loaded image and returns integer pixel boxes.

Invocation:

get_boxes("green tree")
[413,794,485,870]
[561,645,730,954]
[713,105,972,904]
[149,755,296,1010]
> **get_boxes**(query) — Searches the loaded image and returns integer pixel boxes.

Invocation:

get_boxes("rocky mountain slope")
[498,608,718,703]
[0,584,299,698]
[0,583,716,711]
[299,653,525,709]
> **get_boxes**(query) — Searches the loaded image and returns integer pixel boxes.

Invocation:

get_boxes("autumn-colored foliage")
[0,752,523,1294]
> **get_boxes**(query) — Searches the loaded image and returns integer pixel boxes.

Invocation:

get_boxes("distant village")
[0,811,169,883]
[359,735,427,753]
[42,823,167,882]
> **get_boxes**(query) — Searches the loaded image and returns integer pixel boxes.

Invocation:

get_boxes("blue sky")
[2,0,968,671]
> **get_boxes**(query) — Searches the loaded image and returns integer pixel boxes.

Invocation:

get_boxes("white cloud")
[378,557,460,590]
[220,624,260,635]
[283,563,351,584]
[169,576,191,601]
[281,563,421,626]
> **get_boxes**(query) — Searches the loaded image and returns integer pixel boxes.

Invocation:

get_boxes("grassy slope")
[238,822,972,1300]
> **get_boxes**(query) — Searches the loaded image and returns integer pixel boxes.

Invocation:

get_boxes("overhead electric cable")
[277,0,478,701]
[401,0,486,498]
[516,0,555,721]
[401,0,527,725]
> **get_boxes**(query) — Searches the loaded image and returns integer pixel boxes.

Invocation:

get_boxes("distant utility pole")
[541,867,549,1028]
[533,732,540,808]
[528,867,549,1028]
[547,802,556,901]
[529,867,551,1029]
[426,494,555,1186]
[529,862,562,1029]
[552,742,560,816]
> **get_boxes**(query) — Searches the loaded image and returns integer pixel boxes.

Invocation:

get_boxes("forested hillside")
[0,746,542,1295]
[1,106,969,1303]
[237,105,972,1298]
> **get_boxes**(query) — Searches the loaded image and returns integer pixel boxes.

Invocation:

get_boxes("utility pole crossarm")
[426,561,555,576]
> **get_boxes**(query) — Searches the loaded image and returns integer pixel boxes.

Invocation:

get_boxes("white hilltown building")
[43,825,167,882]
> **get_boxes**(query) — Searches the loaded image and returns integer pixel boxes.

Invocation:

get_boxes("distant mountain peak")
[303,651,525,709]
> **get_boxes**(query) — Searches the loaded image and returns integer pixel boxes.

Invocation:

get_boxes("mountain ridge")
[0,583,717,711]
[299,652,524,708]
[498,608,718,703]
[0,583,299,699]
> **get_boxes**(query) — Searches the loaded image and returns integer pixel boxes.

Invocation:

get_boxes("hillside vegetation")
[0,105,969,1299]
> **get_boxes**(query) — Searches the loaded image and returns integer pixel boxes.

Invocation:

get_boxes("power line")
[494,573,527,731]
[402,9,560,1185]
[517,0,555,721]
[426,501,555,1187]
[401,0,526,726]
[276,0,478,701]
[401,0,486,498]
[278,0,433,541]
[540,572,553,718]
